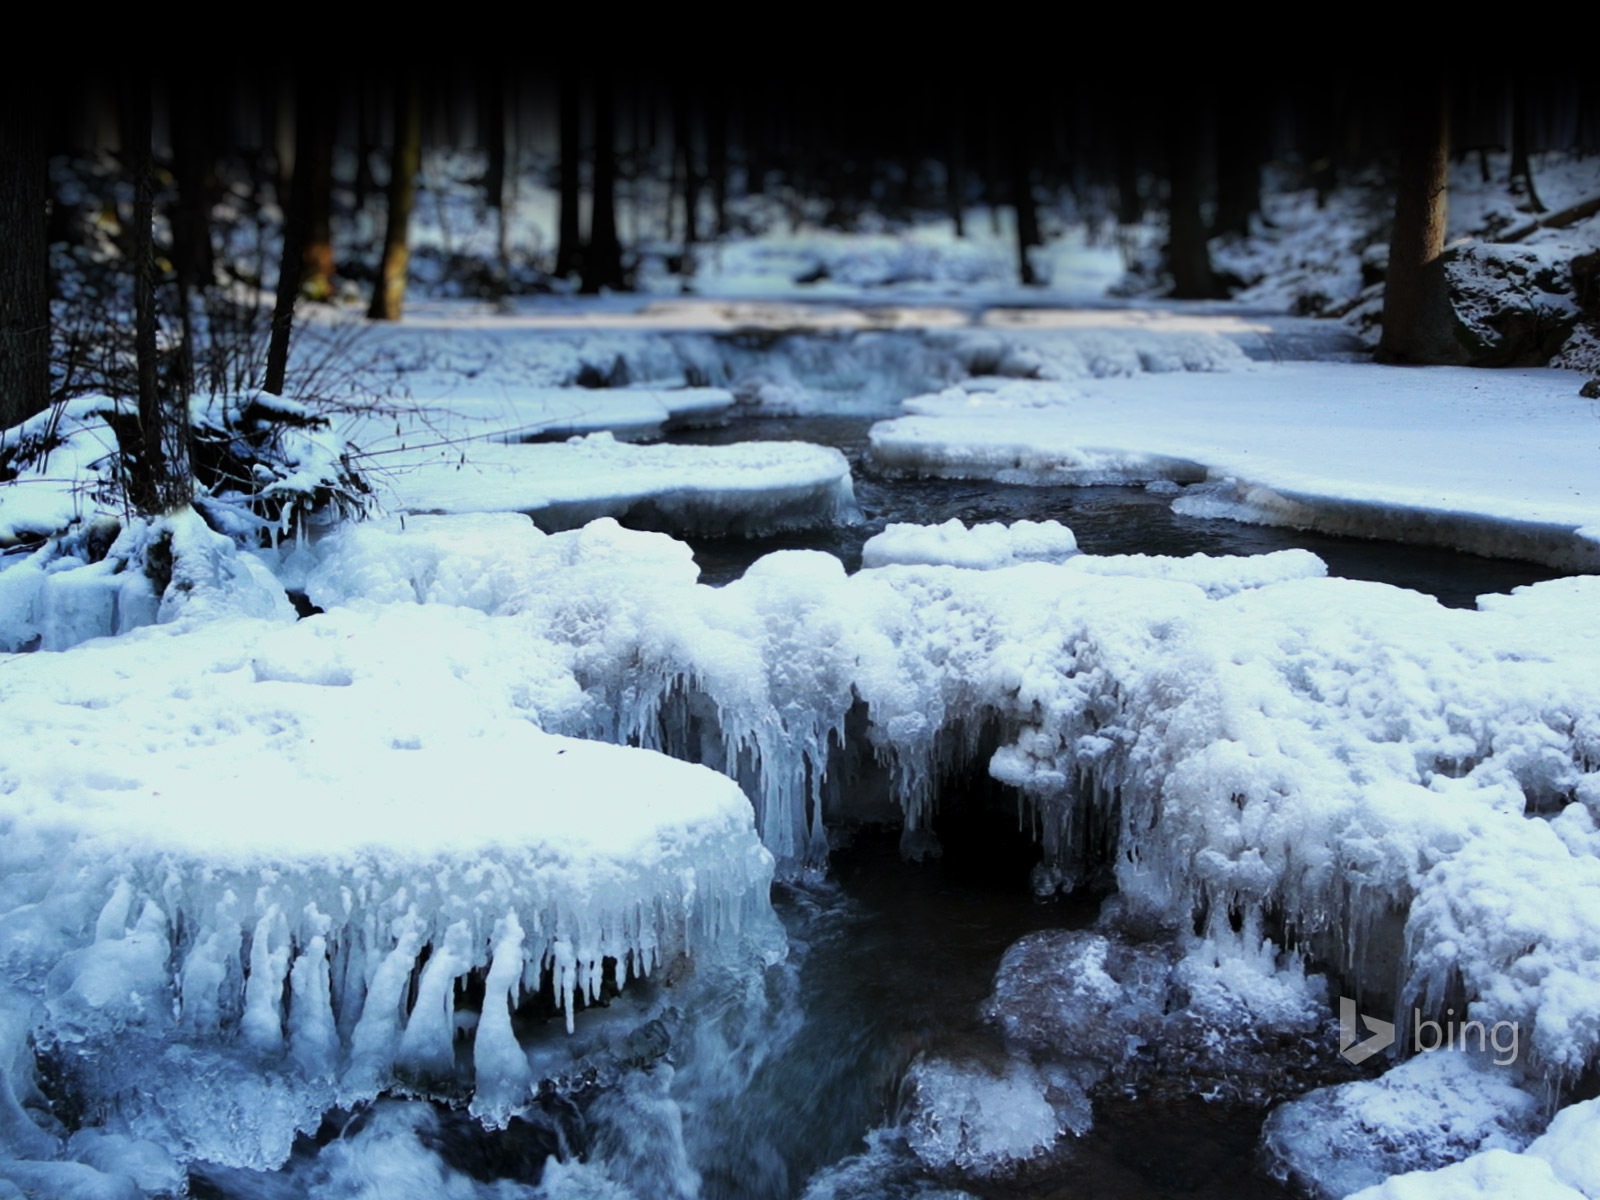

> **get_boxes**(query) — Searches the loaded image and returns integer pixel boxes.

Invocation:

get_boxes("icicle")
[241,907,290,1054]
[289,935,337,1079]
[344,911,424,1096]
[550,938,578,1034]
[396,919,473,1080]
[470,910,532,1122]
[93,877,135,943]
[179,920,241,1036]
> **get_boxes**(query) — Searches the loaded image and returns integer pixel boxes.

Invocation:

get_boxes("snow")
[0,599,778,1173]
[340,384,735,448]
[871,364,1600,568]
[861,518,1078,569]
[276,513,1600,1111]
[0,508,293,653]
[1262,1051,1545,1199]
[369,430,860,536]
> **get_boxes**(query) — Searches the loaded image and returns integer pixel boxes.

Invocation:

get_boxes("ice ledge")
[0,616,778,1163]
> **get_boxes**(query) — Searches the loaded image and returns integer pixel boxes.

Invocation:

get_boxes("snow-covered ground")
[871,363,1600,569]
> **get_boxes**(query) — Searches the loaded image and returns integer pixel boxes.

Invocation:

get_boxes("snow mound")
[861,519,1078,569]
[1335,1094,1600,1199]
[0,610,777,1171]
[373,431,860,536]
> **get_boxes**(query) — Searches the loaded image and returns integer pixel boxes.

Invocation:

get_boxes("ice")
[870,365,1600,569]
[1345,1150,1588,1200]
[1262,1051,1545,1199]
[861,519,1078,570]
[294,517,1600,1100]
[0,507,294,653]
[0,608,779,1171]
[900,1054,1065,1178]
[1061,546,1328,597]
[371,432,860,537]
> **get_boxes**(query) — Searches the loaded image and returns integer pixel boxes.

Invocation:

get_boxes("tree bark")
[301,94,336,303]
[947,115,967,239]
[580,75,625,294]
[1509,71,1546,214]
[706,87,729,238]
[1009,117,1041,286]
[1165,98,1221,299]
[482,70,510,283]
[0,78,51,430]
[1377,78,1464,364]
[265,78,325,392]
[368,80,421,321]
[673,85,699,254]
[555,69,583,280]
[1213,85,1261,238]
[121,77,190,513]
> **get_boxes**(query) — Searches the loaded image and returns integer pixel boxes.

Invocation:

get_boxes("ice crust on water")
[371,431,861,537]
[0,595,778,1176]
[340,385,736,450]
[869,367,1600,569]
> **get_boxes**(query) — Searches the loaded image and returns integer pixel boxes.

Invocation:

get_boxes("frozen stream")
[180,401,1575,1200]
[672,416,1562,607]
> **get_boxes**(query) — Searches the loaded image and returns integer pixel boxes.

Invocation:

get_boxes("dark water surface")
[673,416,1561,607]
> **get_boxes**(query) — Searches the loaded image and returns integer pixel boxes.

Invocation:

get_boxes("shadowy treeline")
[4,67,1598,510]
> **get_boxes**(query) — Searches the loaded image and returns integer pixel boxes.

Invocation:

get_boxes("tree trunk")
[948,116,967,239]
[1213,85,1261,238]
[265,78,323,392]
[1009,120,1041,286]
[580,75,625,294]
[1166,99,1221,299]
[368,81,421,321]
[301,94,336,303]
[482,69,509,284]
[169,83,214,402]
[1378,79,1464,365]
[1510,72,1546,214]
[674,86,699,254]
[555,69,583,280]
[706,87,729,238]
[0,78,51,430]
[122,78,190,514]
[1115,103,1145,227]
